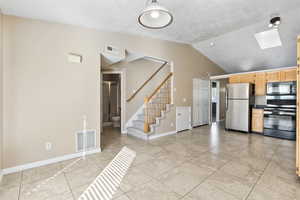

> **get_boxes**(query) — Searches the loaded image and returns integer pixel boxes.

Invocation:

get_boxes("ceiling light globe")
[150,10,160,18]
[138,0,173,29]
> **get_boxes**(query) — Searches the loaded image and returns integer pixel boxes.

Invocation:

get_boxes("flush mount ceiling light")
[138,0,173,29]
[268,16,281,29]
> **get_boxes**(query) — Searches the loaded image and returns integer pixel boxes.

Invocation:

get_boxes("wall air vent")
[254,29,282,50]
[102,45,126,67]
[76,130,96,152]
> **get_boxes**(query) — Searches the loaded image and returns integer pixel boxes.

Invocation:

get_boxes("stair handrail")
[146,72,173,102]
[143,72,173,133]
[126,61,168,102]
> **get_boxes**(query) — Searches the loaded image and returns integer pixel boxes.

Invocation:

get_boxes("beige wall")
[124,59,170,122]
[3,15,224,168]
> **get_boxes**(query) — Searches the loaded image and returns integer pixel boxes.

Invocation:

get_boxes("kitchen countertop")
[252,105,265,109]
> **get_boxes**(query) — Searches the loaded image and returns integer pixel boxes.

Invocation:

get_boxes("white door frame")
[101,70,126,134]
[210,80,220,123]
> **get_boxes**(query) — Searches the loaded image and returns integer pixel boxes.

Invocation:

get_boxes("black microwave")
[266,81,296,95]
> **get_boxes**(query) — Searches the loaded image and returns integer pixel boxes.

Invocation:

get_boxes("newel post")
[144,97,150,133]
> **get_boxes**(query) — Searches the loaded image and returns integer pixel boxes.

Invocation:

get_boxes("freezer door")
[227,83,250,99]
[226,99,249,132]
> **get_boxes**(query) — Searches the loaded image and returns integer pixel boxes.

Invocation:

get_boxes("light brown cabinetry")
[239,73,255,83]
[255,73,266,96]
[252,109,264,133]
[229,75,240,83]
[229,68,296,87]
[296,36,300,177]
[229,74,255,84]
[280,69,297,82]
[266,71,281,82]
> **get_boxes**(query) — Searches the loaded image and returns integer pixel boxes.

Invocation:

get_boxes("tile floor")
[0,123,299,200]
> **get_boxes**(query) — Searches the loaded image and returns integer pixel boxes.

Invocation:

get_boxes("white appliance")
[193,79,210,127]
[225,83,254,132]
[176,107,191,132]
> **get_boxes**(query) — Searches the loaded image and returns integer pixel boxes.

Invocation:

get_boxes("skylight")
[254,29,282,50]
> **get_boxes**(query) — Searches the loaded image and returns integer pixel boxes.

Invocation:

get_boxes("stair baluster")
[143,73,173,133]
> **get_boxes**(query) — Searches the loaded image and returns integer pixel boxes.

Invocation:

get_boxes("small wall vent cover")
[76,130,96,152]
[68,53,82,63]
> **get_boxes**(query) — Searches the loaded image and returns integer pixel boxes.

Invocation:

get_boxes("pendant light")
[138,0,173,29]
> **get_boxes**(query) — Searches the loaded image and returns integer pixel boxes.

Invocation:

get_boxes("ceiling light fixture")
[138,0,173,29]
[268,16,281,29]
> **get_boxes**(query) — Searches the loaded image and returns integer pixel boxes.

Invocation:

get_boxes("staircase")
[126,73,173,140]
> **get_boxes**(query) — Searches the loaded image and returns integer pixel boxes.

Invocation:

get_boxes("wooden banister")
[126,61,168,102]
[148,72,173,101]
[143,72,173,133]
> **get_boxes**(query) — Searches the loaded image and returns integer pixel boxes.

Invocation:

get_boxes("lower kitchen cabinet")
[252,109,264,133]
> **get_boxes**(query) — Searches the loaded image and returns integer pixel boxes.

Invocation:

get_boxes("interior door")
[193,79,200,126]
[199,80,210,125]
[193,79,209,126]
[176,107,191,132]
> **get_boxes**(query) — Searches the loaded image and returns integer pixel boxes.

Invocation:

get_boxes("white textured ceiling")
[193,7,300,73]
[1,0,300,72]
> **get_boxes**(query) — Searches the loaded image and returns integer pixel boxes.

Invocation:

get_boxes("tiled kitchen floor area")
[0,123,299,200]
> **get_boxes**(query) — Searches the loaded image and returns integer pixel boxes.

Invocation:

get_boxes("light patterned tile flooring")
[1,123,299,200]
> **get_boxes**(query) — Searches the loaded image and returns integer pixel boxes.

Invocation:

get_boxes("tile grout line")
[244,143,281,200]
[177,154,241,200]
[63,171,76,200]
[178,167,221,200]
[17,171,23,200]
[177,141,266,200]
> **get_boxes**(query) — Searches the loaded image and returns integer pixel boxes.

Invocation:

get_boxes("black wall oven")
[264,82,296,140]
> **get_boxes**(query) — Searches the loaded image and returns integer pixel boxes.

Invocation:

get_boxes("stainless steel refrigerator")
[225,83,254,132]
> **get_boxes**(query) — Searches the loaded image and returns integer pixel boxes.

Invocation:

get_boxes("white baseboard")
[2,148,101,175]
[148,130,177,140]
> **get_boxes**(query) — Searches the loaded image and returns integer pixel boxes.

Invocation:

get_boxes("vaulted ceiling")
[1,0,300,72]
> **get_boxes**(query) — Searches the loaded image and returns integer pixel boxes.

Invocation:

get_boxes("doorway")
[101,71,126,135]
[211,81,220,123]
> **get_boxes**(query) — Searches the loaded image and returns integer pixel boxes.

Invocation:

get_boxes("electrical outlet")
[183,98,186,102]
[170,123,174,127]
[45,142,52,151]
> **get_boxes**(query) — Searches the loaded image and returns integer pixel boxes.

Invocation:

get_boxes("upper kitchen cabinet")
[229,74,255,84]
[255,72,266,96]
[239,73,255,83]
[266,71,281,82]
[229,75,240,83]
[280,68,297,82]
